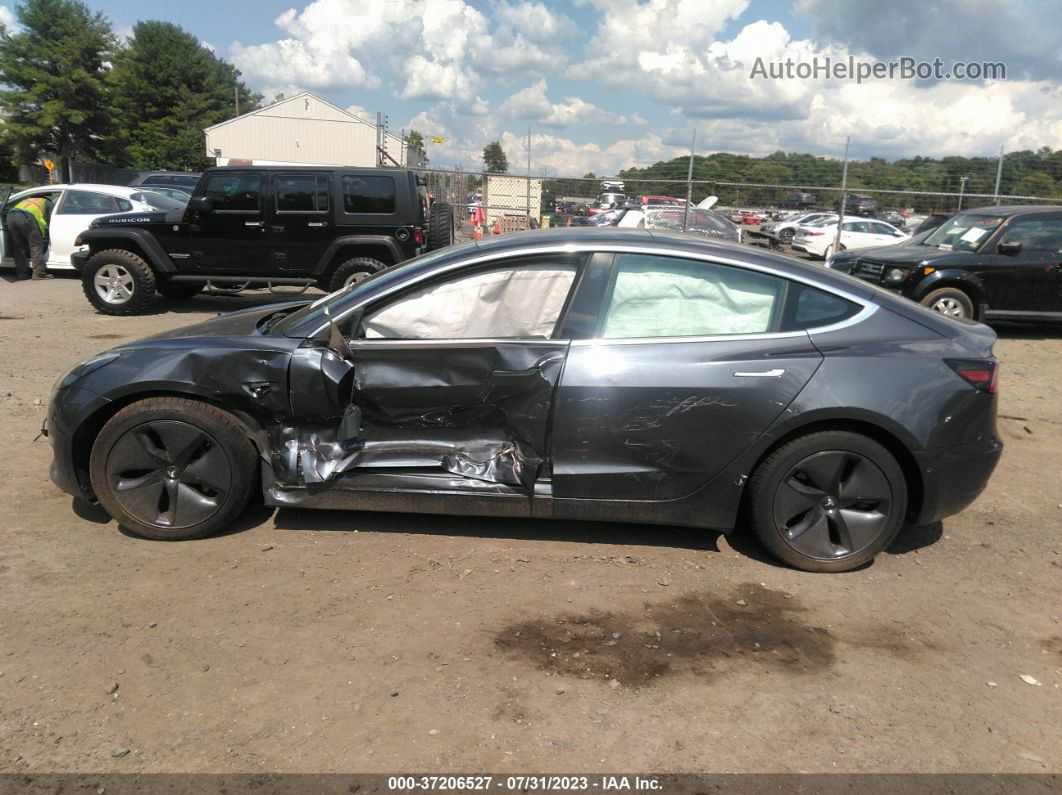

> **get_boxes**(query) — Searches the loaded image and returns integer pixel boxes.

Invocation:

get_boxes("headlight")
[884,267,909,283]
[52,353,120,395]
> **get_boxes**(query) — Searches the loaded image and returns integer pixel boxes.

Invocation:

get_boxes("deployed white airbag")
[602,255,780,338]
[364,265,576,339]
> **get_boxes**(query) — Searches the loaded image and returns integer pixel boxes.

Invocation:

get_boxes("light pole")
[957,176,969,211]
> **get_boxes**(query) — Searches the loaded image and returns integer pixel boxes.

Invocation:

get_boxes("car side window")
[203,174,261,212]
[599,254,785,339]
[999,217,1062,252]
[362,263,578,340]
[57,190,119,214]
[787,284,861,330]
[343,175,396,214]
[275,175,329,213]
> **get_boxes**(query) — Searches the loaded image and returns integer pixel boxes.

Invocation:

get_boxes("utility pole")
[832,136,850,259]
[993,145,1004,205]
[234,86,240,117]
[682,128,696,232]
[957,176,969,210]
[526,125,532,229]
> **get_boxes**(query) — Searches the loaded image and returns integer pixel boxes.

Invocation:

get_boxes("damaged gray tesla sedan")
[46,229,1002,572]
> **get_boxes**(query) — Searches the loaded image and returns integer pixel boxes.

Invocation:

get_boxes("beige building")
[203,92,408,168]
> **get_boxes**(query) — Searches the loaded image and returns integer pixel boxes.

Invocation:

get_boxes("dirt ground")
[1,270,1059,775]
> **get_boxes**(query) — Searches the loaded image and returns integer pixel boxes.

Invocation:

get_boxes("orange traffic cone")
[493,222,501,235]
[472,225,481,239]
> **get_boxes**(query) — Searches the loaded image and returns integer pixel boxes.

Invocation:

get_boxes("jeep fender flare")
[313,236,405,276]
[910,269,986,305]
[78,228,177,274]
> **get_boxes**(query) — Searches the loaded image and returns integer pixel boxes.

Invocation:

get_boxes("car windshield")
[923,213,1004,252]
[269,241,480,336]
[132,190,187,211]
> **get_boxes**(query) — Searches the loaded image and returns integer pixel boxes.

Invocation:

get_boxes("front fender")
[78,228,177,274]
[910,269,986,303]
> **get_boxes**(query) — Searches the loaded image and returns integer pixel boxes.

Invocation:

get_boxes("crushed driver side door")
[271,255,584,516]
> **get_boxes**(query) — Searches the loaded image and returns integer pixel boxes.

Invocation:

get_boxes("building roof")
[203,91,377,133]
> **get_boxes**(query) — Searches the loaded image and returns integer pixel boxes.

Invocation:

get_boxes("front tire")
[748,431,907,572]
[327,257,384,292]
[82,249,156,315]
[920,287,974,319]
[89,397,257,541]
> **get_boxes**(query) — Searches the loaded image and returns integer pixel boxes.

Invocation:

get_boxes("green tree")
[1013,171,1056,198]
[0,0,118,180]
[405,129,426,157]
[110,20,260,170]
[482,140,508,173]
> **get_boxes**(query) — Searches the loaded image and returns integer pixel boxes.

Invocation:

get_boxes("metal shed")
[203,92,406,168]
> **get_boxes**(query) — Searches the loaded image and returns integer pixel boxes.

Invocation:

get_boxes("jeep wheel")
[157,281,205,300]
[82,249,156,315]
[428,202,455,251]
[328,258,384,292]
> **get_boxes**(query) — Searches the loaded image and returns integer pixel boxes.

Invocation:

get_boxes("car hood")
[848,245,956,264]
[122,301,311,348]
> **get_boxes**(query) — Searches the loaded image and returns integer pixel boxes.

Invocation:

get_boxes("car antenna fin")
[323,307,354,361]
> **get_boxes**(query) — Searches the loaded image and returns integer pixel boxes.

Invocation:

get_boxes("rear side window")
[203,174,261,212]
[343,175,395,214]
[786,284,861,330]
[600,254,784,338]
[57,190,119,214]
[275,175,329,213]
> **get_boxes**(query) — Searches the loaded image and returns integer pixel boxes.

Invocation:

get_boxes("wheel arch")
[313,236,403,280]
[745,416,924,523]
[70,389,270,500]
[80,230,175,273]
[913,271,987,318]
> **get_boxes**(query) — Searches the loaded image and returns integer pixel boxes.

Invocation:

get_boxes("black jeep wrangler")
[73,166,455,315]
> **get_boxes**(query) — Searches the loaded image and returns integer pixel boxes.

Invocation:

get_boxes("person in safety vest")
[5,195,55,280]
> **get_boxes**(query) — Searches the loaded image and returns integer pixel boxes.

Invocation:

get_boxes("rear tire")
[748,431,907,572]
[157,281,204,300]
[327,257,384,292]
[428,202,455,250]
[89,397,257,541]
[82,249,156,315]
[920,287,974,319]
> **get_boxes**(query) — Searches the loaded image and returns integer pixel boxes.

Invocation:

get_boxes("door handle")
[733,368,786,377]
[244,221,263,227]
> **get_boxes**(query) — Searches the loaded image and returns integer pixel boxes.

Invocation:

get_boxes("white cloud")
[0,5,18,30]
[500,80,625,127]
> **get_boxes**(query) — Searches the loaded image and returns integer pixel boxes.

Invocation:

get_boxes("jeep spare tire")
[428,201,455,251]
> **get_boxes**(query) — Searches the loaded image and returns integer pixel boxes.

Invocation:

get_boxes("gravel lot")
[1,269,1060,774]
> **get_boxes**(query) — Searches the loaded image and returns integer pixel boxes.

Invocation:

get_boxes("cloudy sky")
[5,0,1062,174]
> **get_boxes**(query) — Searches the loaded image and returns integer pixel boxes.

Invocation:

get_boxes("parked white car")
[792,216,909,259]
[760,211,836,244]
[1,184,181,271]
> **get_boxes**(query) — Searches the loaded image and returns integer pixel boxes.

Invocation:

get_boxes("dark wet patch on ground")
[495,582,919,686]
[87,333,123,340]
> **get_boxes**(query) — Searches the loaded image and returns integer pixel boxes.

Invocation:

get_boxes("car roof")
[11,183,143,198]
[962,204,1061,216]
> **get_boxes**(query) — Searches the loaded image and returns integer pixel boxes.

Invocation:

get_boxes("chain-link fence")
[417,142,1062,239]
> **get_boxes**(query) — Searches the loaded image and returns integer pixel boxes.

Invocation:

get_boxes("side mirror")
[998,240,1022,255]
[188,195,214,213]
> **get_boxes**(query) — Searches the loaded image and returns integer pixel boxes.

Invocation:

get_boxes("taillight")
[946,359,998,394]
[414,227,424,245]
[806,230,824,236]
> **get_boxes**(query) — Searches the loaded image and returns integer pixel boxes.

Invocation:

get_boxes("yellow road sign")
[43,159,55,170]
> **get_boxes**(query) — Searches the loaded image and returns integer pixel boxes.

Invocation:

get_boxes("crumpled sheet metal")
[272,345,564,493]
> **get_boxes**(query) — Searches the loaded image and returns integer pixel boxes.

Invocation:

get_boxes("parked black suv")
[75,166,455,315]
[780,191,816,208]
[834,193,878,215]
[128,171,202,191]
[835,205,1062,321]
